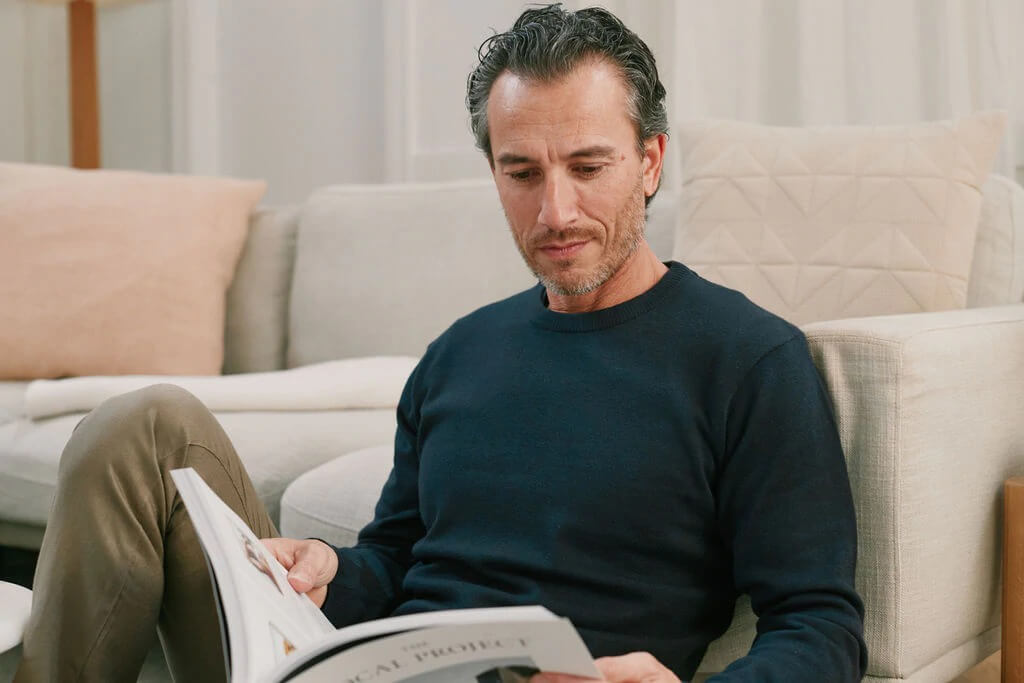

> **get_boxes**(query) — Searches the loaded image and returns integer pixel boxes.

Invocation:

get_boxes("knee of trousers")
[58,383,219,480]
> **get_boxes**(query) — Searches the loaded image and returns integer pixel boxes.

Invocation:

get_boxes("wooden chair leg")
[1003,478,1024,682]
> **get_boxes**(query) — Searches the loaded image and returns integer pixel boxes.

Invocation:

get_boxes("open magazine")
[169,467,601,683]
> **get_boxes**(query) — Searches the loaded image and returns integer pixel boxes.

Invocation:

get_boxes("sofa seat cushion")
[0,409,397,535]
[279,444,393,548]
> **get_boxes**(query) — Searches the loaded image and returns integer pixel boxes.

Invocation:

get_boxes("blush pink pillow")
[0,163,266,379]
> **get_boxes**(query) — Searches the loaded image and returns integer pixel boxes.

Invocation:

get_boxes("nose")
[537,172,579,231]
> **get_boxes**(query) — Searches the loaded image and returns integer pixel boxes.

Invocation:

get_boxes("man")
[16,5,866,682]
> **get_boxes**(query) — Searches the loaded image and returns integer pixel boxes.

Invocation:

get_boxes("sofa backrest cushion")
[223,205,301,374]
[0,162,265,379]
[238,182,676,372]
[672,111,1007,326]
[287,180,538,366]
[645,188,678,261]
[968,174,1024,307]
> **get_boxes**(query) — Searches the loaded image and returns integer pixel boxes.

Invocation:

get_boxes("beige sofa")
[1,173,1023,681]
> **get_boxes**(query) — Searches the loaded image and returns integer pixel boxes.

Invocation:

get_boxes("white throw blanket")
[24,356,420,420]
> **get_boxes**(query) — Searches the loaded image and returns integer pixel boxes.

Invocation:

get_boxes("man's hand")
[260,537,339,608]
[531,653,681,683]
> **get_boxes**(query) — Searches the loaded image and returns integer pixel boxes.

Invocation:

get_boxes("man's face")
[487,59,656,296]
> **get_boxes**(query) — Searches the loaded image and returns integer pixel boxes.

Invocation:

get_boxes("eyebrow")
[495,145,618,166]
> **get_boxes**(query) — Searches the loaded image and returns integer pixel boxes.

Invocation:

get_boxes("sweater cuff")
[318,542,392,628]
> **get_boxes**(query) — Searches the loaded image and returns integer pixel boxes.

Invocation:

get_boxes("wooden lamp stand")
[68,0,100,168]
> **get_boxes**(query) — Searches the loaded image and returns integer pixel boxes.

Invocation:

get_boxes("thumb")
[287,564,315,593]
[286,540,335,593]
[286,550,318,592]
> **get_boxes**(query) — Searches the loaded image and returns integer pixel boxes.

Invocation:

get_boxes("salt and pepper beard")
[509,175,647,297]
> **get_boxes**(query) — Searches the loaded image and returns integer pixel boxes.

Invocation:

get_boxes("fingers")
[531,653,679,683]
[260,537,298,569]
[286,544,320,592]
[530,674,602,683]
[260,538,339,596]
[593,653,680,682]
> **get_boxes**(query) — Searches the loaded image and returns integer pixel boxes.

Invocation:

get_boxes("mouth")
[538,240,589,260]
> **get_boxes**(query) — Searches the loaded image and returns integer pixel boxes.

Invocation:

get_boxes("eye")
[507,169,536,182]
[575,165,603,177]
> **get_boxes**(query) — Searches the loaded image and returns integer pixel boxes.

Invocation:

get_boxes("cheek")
[579,178,626,224]
[498,187,540,236]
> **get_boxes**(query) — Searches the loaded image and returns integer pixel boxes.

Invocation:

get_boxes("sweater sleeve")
[320,365,426,628]
[707,335,867,682]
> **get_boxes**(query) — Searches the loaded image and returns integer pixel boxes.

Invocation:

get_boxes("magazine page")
[267,608,599,683]
[280,618,598,683]
[170,468,336,683]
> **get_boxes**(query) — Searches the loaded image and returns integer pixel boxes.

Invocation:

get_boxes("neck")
[546,243,669,314]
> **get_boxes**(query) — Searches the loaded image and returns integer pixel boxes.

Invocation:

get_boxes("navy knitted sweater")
[322,262,867,681]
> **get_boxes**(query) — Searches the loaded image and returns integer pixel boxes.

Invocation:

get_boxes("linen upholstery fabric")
[222,205,301,374]
[287,181,679,368]
[0,383,27,427]
[280,444,394,548]
[287,180,540,367]
[803,304,1024,678]
[672,112,1007,325]
[644,187,678,260]
[968,174,1024,307]
[687,303,1024,679]
[0,163,265,379]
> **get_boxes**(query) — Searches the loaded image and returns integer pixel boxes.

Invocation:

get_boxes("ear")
[641,133,668,199]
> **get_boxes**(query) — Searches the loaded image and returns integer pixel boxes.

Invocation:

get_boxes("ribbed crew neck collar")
[529,261,688,332]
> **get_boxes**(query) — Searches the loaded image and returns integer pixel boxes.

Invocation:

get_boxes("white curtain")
[162,0,1024,196]
[666,0,1024,181]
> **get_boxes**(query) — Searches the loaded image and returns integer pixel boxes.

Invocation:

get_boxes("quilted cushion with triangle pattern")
[672,111,1007,325]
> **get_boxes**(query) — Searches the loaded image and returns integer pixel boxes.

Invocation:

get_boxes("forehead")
[486,59,635,156]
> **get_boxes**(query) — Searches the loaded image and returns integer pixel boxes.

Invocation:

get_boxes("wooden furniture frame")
[1006,478,1024,681]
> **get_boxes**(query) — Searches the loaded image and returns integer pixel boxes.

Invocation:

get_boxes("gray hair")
[466,4,668,205]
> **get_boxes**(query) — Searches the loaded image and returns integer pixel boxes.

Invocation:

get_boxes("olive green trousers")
[14,384,278,683]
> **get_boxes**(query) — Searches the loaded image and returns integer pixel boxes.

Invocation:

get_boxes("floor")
[0,546,35,589]
[951,652,1000,682]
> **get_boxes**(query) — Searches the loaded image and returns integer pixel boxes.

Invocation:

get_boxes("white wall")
[2,0,1022,204]
[206,0,391,198]
[669,0,1024,180]
[0,0,169,171]
[0,1,28,162]
[387,0,678,183]
[170,0,545,202]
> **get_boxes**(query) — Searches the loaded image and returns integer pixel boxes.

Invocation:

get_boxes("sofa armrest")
[801,304,1024,679]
